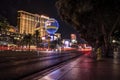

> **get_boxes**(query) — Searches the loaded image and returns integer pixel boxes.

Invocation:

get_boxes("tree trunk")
[102,35,113,57]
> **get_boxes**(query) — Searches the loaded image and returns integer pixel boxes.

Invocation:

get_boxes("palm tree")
[35,30,40,50]
[27,34,32,51]
[21,34,32,51]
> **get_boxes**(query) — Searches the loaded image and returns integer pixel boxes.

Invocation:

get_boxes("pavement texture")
[35,54,120,80]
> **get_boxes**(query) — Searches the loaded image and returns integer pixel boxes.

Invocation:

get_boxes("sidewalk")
[36,54,120,80]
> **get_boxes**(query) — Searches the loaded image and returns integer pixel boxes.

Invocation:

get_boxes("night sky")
[0,0,77,39]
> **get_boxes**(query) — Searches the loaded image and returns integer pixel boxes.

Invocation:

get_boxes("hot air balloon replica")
[45,18,59,40]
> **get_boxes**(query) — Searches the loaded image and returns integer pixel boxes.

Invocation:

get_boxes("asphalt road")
[0,51,82,80]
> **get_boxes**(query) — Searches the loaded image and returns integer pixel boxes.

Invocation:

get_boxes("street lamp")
[112,40,116,43]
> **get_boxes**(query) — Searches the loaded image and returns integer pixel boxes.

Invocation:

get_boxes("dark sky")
[0,0,77,39]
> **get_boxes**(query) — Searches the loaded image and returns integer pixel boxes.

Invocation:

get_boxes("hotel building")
[17,10,49,37]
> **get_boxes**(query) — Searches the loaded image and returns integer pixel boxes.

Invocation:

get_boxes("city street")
[0,0,120,80]
[0,51,82,80]
[32,54,120,80]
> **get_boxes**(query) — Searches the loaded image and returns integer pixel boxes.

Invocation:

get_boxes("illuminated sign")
[45,18,59,34]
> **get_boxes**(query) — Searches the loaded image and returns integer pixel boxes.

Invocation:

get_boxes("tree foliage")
[0,15,10,31]
[56,0,120,57]
[56,0,120,45]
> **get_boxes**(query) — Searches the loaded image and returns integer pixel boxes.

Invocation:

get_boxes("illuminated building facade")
[71,34,77,44]
[8,25,17,33]
[55,33,61,39]
[17,10,49,37]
